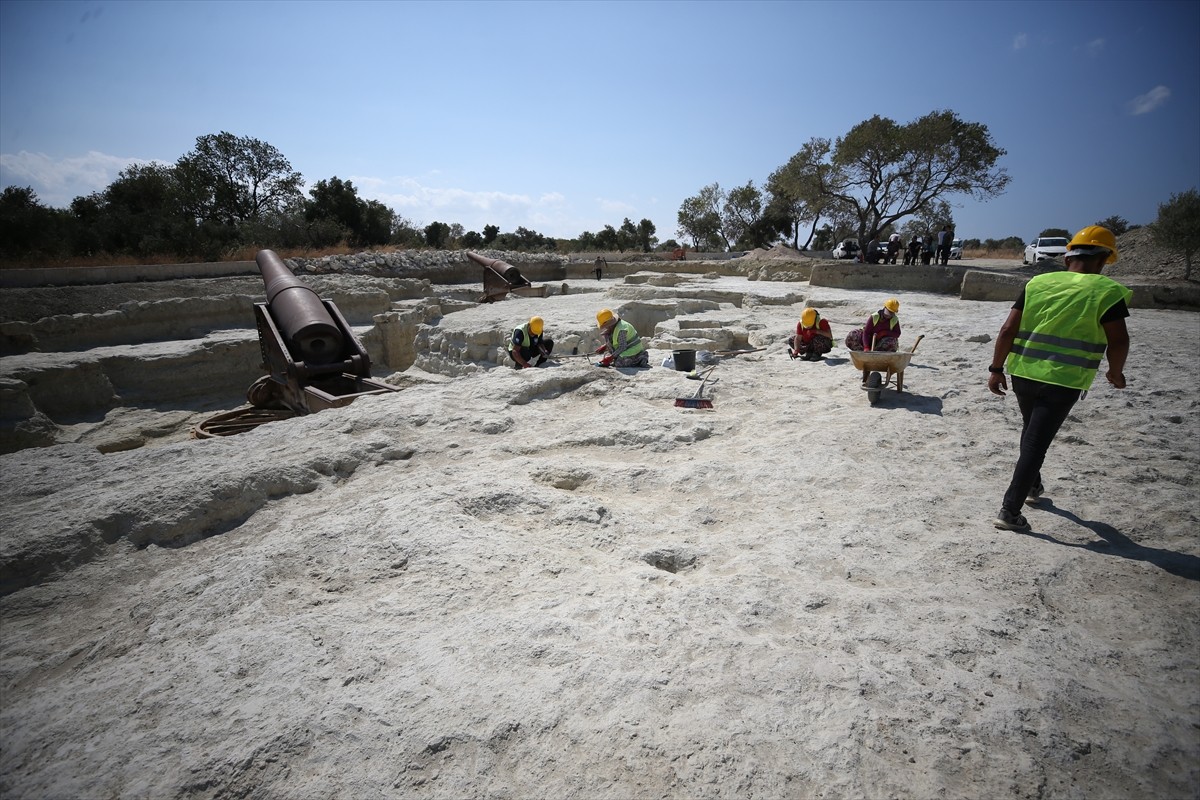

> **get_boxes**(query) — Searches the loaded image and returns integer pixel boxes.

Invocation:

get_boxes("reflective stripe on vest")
[611,319,645,358]
[1006,272,1131,390]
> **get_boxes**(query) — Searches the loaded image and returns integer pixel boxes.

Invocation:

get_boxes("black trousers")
[509,338,554,367]
[1002,375,1081,513]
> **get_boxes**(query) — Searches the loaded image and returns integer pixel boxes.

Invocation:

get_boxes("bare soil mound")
[1105,226,1192,282]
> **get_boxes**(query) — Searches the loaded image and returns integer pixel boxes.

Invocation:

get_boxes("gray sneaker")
[1024,482,1045,507]
[994,507,1031,531]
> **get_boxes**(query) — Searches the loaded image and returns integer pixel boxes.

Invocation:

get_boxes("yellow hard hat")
[596,308,615,328]
[801,308,818,328]
[529,316,544,335]
[884,297,900,313]
[1067,225,1118,264]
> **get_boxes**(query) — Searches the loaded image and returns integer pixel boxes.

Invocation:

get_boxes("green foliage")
[594,225,619,251]
[1152,188,1200,280]
[636,218,657,253]
[617,218,638,252]
[1095,215,1130,236]
[774,110,1008,246]
[1039,228,1069,238]
[424,221,451,249]
[482,225,499,245]
[982,236,1025,251]
[461,230,484,248]
[811,224,835,251]
[176,132,303,227]
[677,183,728,251]
[964,238,981,249]
[0,186,70,261]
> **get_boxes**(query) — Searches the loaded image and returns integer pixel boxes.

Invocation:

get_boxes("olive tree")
[175,132,303,227]
[777,111,1009,246]
[677,183,728,251]
[1152,188,1200,281]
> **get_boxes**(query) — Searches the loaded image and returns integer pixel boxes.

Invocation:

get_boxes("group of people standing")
[862,225,957,267]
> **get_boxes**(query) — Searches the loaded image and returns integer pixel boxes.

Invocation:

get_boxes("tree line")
[673,108,1197,275]
[0,131,672,265]
[2,123,1195,273]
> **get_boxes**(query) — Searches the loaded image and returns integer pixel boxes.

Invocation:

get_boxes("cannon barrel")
[256,249,343,365]
[466,251,508,270]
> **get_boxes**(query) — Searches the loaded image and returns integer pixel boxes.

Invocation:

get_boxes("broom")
[675,366,717,409]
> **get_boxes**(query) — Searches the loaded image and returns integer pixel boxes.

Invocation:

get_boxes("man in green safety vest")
[594,308,648,368]
[986,225,1132,531]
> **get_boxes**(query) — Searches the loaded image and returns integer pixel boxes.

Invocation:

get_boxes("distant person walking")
[986,226,1131,531]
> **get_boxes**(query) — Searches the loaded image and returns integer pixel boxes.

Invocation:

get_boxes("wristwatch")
[988,366,1004,374]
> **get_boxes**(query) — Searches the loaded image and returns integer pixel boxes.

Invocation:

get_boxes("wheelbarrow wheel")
[865,371,883,405]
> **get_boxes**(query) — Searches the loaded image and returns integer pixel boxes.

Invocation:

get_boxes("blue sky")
[2,0,1197,245]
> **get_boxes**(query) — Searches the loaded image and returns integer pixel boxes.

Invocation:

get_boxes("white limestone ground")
[1,275,1198,799]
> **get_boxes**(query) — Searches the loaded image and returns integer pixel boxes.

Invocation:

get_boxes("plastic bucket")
[672,349,696,372]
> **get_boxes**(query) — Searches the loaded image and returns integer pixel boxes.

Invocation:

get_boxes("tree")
[0,186,69,261]
[99,162,198,257]
[1095,215,1130,237]
[617,218,638,252]
[636,218,657,253]
[175,132,303,227]
[305,177,363,246]
[482,224,499,245]
[594,224,619,251]
[424,221,451,248]
[1039,228,1069,238]
[777,110,1009,247]
[721,181,763,250]
[677,183,727,251]
[1151,188,1200,281]
[766,140,835,249]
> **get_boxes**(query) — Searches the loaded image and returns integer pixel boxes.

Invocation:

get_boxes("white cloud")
[1084,37,1105,56]
[1012,32,1029,50]
[0,150,156,208]
[597,197,635,215]
[1127,85,1170,115]
[348,175,587,233]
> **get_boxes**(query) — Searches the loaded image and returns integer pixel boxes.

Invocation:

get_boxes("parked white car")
[950,238,963,259]
[1024,236,1069,265]
[832,239,860,260]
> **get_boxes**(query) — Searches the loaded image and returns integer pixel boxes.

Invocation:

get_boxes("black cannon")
[467,251,536,302]
[247,250,397,414]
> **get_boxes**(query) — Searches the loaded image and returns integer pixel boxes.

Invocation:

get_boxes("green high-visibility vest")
[610,319,645,358]
[506,324,533,353]
[1006,272,1131,390]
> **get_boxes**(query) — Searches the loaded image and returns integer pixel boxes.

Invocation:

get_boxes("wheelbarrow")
[849,335,923,405]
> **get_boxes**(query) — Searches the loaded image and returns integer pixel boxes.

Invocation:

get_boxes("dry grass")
[962,247,1021,260]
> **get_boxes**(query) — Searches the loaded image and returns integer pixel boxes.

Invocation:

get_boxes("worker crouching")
[594,308,648,368]
[788,307,834,362]
[508,315,554,369]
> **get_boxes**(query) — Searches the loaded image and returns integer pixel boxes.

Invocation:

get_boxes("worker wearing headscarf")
[788,307,834,362]
[845,298,902,352]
